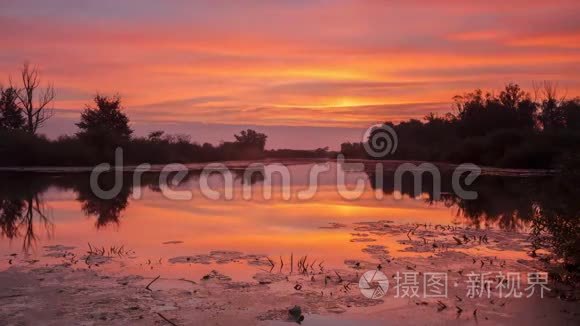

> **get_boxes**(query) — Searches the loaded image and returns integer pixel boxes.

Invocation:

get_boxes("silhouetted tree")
[561,99,580,131]
[533,81,580,133]
[536,82,562,130]
[499,83,537,129]
[76,95,133,155]
[228,129,268,159]
[341,83,580,168]
[147,130,165,142]
[0,86,25,130]
[234,129,267,151]
[453,83,536,137]
[12,63,55,134]
[340,142,365,158]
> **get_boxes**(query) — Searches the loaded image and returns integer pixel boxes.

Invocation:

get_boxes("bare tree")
[532,80,567,103]
[12,63,55,134]
[533,81,569,130]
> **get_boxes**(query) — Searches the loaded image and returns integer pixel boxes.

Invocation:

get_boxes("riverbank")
[1,220,578,325]
[0,158,557,177]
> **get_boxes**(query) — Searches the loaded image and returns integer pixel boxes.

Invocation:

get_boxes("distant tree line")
[342,83,580,169]
[0,63,337,166]
[3,63,579,169]
[0,94,272,165]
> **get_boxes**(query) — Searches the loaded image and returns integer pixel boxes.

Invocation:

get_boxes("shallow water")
[0,162,548,277]
[1,161,578,324]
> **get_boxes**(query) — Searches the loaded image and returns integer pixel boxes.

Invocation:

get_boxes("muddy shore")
[1,221,578,325]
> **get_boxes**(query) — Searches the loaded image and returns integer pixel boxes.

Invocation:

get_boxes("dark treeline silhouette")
[2,63,579,169]
[0,63,334,166]
[343,83,580,169]
[0,92,275,166]
[0,93,333,166]
[266,147,332,159]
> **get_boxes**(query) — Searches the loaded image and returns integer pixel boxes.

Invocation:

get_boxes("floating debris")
[319,222,347,229]
[162,241,183,245]
[145,275,160,291]
[288,305,305,324]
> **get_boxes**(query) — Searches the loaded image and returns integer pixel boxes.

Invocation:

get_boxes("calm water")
[0,162,573,280]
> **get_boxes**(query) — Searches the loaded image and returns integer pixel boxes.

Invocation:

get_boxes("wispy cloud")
[1,0,579,147]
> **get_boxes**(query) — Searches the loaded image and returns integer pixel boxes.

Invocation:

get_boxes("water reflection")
[0,188,53,251]
[368,168,580,270]
[0,172,192,234]
[0,168,263,251]
[0,164,578,272]
[367,170,542,230]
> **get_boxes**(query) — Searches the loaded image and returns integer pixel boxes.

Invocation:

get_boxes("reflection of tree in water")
[70,173,133,228]
[76,186,131,228]
[0,199,25,239]
[367,167,580,274]
[0,193,53,252]
[21,195,53,251]
[367,169,543,230]
[529,170,580,277]
[0,167,262,239]
[0,172,194,250]
[0,167,252,250]
[441,177,537,231]
[1,167,577,273]
[71,172,194,228]
[0,175,55,252]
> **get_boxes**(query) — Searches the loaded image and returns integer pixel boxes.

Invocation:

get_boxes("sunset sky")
[1,0,580,148]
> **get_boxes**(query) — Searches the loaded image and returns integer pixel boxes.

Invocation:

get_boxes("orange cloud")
[0,0,579,141]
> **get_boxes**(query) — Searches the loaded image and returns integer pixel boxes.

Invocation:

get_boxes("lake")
[0,161,578,325]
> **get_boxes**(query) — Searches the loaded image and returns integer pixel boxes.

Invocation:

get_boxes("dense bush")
[344,83,580,169]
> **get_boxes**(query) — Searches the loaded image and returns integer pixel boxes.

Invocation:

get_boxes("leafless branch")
[13,62,55,134]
